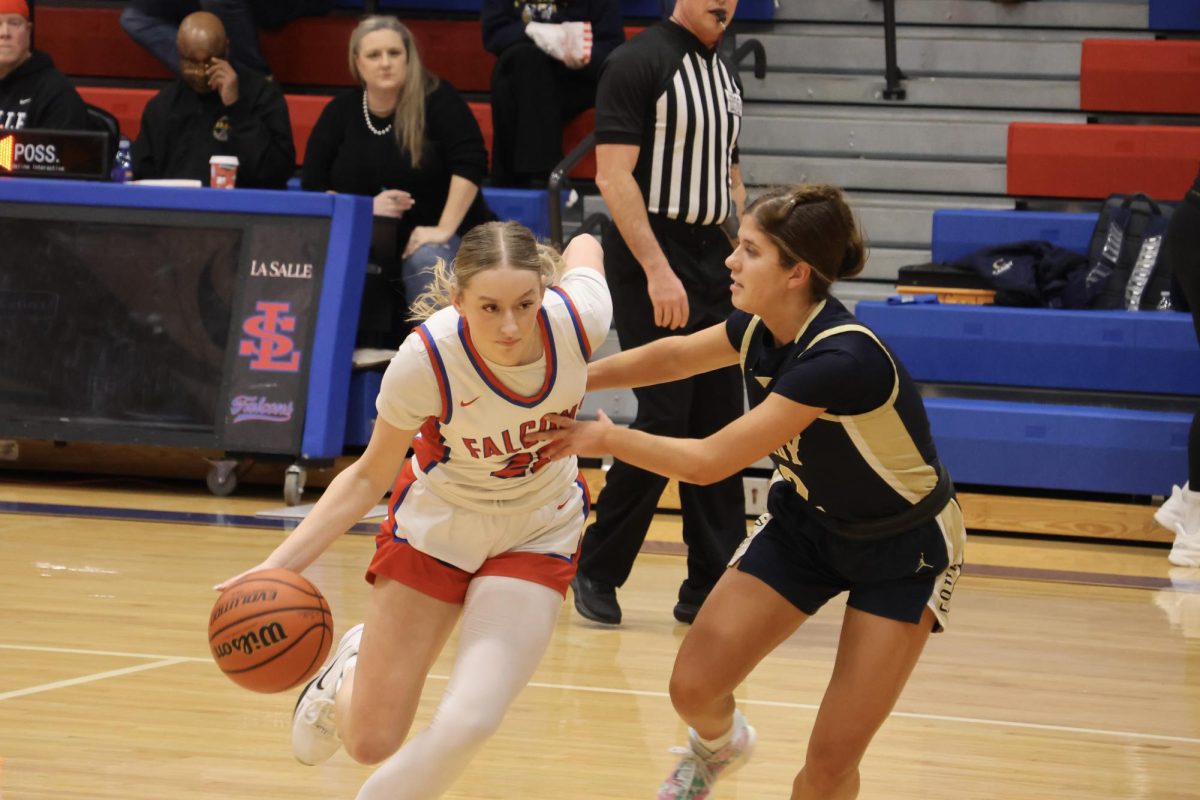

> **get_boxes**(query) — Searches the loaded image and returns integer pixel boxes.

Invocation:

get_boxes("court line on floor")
[0,500,379,535]
[0,658,191,702]
[5,500,1195,591]
[3,643,1196,746]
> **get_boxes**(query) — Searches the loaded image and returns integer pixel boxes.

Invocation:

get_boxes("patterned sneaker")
[657,710,757,800]
[291,623,363,765]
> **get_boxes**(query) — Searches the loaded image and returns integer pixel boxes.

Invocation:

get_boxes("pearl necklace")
[362,91,393,136]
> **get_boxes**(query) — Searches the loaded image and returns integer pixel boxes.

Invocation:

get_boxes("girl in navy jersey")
[216,221,611,799]
[537,184,966,800]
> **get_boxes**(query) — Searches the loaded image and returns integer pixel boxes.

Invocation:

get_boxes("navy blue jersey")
[725,297,943,528]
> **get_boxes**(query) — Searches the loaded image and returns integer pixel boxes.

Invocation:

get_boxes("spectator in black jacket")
[119,0,333,78]
[131,10,294,188]
[0,0,89,131]
[302,15,493,336]
[482,0,623,187]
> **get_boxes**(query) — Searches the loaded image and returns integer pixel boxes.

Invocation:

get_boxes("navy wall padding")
[855,302,1200,396]
[930,209,1099,263]
[926,398,1189,496]
[1149,0,1200,31]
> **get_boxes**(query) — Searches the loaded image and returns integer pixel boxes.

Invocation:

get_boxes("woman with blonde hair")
[217,222,611,798]
[302,15,494,341]
[536,184,966,800]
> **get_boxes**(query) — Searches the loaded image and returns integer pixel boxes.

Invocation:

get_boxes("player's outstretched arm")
[536,393,823,485]
[588,322,739,392]
[214,419,416,590]
[561,233,604,276]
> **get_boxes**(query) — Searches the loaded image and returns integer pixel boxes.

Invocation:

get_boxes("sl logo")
[239,301,301,372]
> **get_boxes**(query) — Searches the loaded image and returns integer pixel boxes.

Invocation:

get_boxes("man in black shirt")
[571,0,746,626]
[0,0,89,131]
[131,10,294,188]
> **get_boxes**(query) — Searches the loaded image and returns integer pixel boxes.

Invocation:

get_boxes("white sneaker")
[1169,523,1200,568]
[291,623,363,765]
[1154,483,1189,531]
[657,710,757,800]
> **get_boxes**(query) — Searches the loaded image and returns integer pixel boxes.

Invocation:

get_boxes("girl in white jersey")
[216,221,612,799]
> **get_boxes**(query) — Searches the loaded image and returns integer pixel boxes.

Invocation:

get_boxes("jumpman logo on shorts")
[915,553,933,573]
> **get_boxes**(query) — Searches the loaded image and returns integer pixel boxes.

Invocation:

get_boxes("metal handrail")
[732,39,767,80]
[547,131,597,250]
[881,0,906,100]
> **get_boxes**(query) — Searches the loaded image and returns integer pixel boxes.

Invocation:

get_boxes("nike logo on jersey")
[459,396,480,407]
[18,97,31,105]
[556,499,570,511]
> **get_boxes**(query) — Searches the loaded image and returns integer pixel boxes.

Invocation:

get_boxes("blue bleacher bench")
[1150,0,1200,31]
[930,209,1098,263]
[856,301,1197,496]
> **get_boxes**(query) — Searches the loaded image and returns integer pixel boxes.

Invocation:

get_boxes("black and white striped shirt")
[594,21,743,226]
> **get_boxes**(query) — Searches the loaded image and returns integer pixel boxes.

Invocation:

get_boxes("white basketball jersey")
[376,268,612,514]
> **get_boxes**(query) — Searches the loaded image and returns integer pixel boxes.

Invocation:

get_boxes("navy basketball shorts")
[732,500,966,632]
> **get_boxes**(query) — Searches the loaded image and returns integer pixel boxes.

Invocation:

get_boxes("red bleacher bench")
[469,102,596,180]
[1007,122,1200,200]
[38,6,173,81]
[41,7,493,91]
[260,18,495,93]
[77,86,156,140]
[44,5,641,96]
[1080,39,1200,114]
[286,94,333,165]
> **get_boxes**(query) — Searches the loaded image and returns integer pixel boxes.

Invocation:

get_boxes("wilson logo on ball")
[212,621,289,661]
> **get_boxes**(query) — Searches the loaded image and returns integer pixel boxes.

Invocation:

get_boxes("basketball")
[208,568,334,693]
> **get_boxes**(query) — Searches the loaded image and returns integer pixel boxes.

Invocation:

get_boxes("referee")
[571,0,746,626]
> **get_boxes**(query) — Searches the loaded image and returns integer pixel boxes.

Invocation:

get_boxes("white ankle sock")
[694,718,737,755]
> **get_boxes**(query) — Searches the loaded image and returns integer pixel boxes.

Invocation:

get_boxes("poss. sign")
[0,128,109,180]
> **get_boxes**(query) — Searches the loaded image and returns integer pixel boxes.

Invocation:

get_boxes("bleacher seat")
[41,7,495,93]
[1007,122,1200,200]
[38,6,172,81]
[1080,39,1200,114]
[855,302,1196,496]
[1149,0,1200,31]
[77,87,156,141]
[287,94,333,164]
[930,209,1098,263]
[921,397,1189,497]
[328,0,774,20]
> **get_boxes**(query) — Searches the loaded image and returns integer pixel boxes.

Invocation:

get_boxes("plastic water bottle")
[111,137,132,183]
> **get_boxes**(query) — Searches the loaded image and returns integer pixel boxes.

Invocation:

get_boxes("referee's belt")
[812,462,955,541]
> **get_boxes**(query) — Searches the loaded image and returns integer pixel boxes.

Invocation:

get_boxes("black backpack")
[1084,193,1176,311]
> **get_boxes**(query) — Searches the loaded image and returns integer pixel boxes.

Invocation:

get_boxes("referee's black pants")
[579,217,746,607]
[1165,167,1200,485]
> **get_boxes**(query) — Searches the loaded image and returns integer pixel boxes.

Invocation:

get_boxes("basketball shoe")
[1159,484,1200,567]
[657,710,756,800]
[291,622,363,765]
[1154,483,1190,532]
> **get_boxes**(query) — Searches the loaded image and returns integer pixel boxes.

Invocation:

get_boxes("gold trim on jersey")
[739,313,939,508]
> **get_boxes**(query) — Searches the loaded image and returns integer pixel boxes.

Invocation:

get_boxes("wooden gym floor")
[1,468,1198,800]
